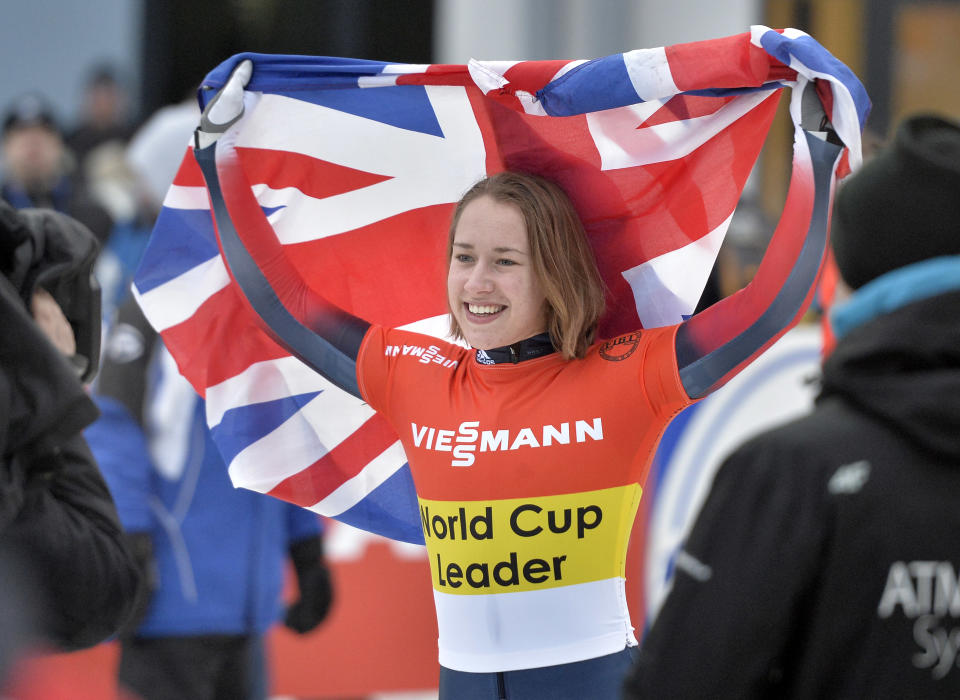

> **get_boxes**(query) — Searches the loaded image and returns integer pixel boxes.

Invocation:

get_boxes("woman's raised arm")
[674,127,843,399]
[193,61,370,399]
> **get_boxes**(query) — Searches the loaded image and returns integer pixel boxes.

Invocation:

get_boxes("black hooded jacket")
[0,201,139,664]
[625,290,960,699]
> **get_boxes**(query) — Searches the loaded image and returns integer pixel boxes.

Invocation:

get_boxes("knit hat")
[2,93,59,137]
[831,113,960,289]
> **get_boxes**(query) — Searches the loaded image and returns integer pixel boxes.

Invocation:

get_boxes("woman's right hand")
[196,59,252,150]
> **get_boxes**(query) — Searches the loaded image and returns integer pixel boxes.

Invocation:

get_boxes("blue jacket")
[85,299,321,637]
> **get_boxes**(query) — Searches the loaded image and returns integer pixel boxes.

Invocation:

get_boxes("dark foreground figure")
[626,114,960,699]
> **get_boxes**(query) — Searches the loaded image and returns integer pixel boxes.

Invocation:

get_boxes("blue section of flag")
[683,84,783,99]
[758,30,870,127]
[335,463,425,545]
[538,54,642,116]
[273,84,444,138]
[135,207,220,294]
[211,391,322,466]
[200,52,391,101]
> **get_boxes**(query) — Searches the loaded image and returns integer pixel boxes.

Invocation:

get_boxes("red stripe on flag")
[814,78,835,123]
[236,146,392,201]
[267,412,400,506]
[466,89,507,176]
[160,283,290,395]
[665,32,796,93]
[818,249,839,358]
[172,148,206,187]
[475,94,600,181]
[639,95,739,128]
[286,204,454,328]
[835,148,851,180]
[215,143,352,348]
[681,150,819,358]
[396,65,475,87]
[223,137,455,330]
[503,60,574,95]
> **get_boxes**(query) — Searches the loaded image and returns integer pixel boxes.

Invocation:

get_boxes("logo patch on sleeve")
[599,332,640,361]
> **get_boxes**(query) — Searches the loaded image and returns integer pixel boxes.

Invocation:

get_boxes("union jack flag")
[133,26,868,544]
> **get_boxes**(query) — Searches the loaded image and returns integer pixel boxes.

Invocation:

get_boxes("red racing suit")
[358,325,688,671]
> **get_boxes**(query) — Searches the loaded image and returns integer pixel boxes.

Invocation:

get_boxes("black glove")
[284,535,334,634]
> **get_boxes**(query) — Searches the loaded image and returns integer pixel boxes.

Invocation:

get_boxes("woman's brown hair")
[446,171,606,359]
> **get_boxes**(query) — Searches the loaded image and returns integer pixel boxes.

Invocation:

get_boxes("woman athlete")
[196,63,844,699]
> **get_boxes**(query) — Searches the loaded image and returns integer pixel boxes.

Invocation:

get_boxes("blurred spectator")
[85,296,334,700]
[625,114,960,698]
[2,93,113,244]
[67,66,153,324]
[86,94,202,329]
[86,141,156,329]
[126,95,199,210]
[0,199,141,678]
[66,64,136,172]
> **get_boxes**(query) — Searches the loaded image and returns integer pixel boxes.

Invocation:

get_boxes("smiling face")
[447,195,548,350]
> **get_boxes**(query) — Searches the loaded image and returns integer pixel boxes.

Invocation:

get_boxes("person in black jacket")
[0,199,140,676]
[624,113,960,699]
